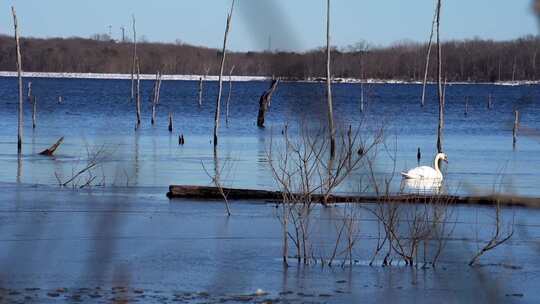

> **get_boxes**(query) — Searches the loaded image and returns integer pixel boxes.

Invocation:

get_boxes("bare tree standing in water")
[12,7,23,154]
[326,0,336,158]
[435,0,444,154]
[213,0,235,147]
[130,15,137,102]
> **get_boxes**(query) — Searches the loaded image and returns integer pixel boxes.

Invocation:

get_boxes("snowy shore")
[0,71,538,86]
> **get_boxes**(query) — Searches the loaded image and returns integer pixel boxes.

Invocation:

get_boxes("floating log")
[167,185,540,208]
[39,137,64,156]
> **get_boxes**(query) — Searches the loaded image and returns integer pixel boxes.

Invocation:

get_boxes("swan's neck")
[434,155,442,175]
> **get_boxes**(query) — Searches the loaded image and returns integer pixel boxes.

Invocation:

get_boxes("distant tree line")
[0,34,538,82]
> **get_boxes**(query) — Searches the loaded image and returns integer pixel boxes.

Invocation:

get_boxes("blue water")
[0,77,538,196]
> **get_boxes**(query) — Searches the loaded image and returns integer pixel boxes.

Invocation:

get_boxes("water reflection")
[401,178,443,194]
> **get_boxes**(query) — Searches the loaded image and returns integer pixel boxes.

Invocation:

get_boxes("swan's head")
[437,153,448,163]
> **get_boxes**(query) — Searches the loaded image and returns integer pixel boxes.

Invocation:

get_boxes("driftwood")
[256,79,279,128]
[39,137,64,156]
[12,6,23,154]
[167,185,540,208]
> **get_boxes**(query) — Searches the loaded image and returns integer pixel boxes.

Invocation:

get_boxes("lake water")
[0,77,538,196]
[0,77,539,303]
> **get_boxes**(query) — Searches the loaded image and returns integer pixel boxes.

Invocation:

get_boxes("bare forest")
[0,34,538,82]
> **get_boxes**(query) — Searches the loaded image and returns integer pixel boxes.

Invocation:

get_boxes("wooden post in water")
[12,7,23,154]
[135,58,141,129]
[213,0,235,147]
[464,96,469,117]
[326,0,336,158]
[130,15,137,102]
[513,110,519,148]
[487,94,492,110]
[435,0,444,154]
[256,79,279,128]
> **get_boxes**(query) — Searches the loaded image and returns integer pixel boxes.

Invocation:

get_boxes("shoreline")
[0,71,538,86]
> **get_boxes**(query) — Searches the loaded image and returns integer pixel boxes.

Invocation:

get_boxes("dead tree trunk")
[326,0,336,158]
[135,58,141,129]
[32,96,37,129]
[27,82,36,128]
[198,77,203,106]
[421,6,437,107]
[151,71,161,125]
[12,7,23,154]
[27,81,32,102]
[257,79,279,128]
[226,65,235,125]
[435,0,444,154]
[39,137,64,156]
[130,15,137,102]
[513,110,519,148]
[360,83,365,112]
[213,0,235,147]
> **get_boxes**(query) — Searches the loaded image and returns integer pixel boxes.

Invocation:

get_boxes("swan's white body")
[401,153,448,180]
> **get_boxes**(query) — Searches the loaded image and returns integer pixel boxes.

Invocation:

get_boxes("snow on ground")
[0,71,538,86]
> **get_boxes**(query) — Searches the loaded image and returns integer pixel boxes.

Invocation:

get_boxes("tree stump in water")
[257,79,279,128]
[39,137,64,156]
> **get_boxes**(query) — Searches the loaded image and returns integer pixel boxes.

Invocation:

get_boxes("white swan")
[401,153,448,180]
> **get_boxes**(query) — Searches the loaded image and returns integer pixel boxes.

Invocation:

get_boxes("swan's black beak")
[444,158,449,163]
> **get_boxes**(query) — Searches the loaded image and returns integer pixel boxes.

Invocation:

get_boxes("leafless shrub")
[469,199,514,266]
[55,144,111,189]
[267,120,384,265]
[364,141,457,267]
[202,149,235,216]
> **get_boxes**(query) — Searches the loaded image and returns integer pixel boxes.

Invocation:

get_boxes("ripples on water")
[0,77,538,196]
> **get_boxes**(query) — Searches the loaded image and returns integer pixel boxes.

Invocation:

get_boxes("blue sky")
[0,0,537,51]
